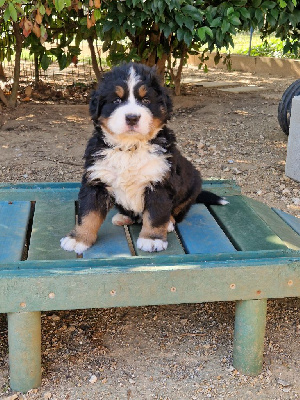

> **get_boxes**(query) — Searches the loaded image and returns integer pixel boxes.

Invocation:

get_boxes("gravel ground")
[0,66,300,399]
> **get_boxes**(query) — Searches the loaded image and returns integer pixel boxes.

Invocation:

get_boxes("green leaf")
[55,0,65,12]
[183,16,194,32]
[255,8,264,23]
[266,14,276,26]
[221,19,230,34]
[8,2,17,22]
[278,10,288,24]
[39,4,46,15]
[3,7,10,22]
[0,0,5,6]
[41,54,52,70]
[205,26,213,38]
[261,1,276,8]
[210,17,222,27]
[197,26,206,41]
[227,7,235,16]
[252,0,262,7]
[162,24,172,37]
[176,27,185,41]
[197,26,213,41]
[183,30,193,46]
[229,15,241,26]
[58,53,68,70]
[239,8,250,19]
[279,0,287,6]
[94,9,101,21]
[175,13,184,28]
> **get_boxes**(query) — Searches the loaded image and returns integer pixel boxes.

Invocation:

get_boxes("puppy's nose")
[126,114,140,126]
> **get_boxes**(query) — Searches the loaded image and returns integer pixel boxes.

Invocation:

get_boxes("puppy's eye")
[113,98,122,104]
[142,97,150,104]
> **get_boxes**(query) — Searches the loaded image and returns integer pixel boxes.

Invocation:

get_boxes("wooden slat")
[0,256,300,313]
[273,208,300,236]
[0,189,78,202]
[0,201,31,262]
[83,209,131,259]
[129,224,185,256]
[243,198,300,250]
[177,204,236,253]
[28,200,76,260]
[210,196,288,251]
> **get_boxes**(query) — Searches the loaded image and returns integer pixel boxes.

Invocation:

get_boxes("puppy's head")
[90,63,172,144]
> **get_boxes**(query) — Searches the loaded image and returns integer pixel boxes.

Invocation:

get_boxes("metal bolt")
[48,292,55,299]
[288,280,293,286]
[110,290,116,296]
[230,284,236,290]
[171,287,176,292]
[20,302,26,308]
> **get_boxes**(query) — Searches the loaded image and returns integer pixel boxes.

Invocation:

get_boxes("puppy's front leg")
[137,210,169,252]
[137,187,172,252]
[61,183,112,254]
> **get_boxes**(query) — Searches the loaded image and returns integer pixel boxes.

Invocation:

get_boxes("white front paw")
[60,236,89,254]
[137,238,168,252]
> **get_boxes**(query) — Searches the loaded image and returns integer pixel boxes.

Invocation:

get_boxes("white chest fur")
[87,143,170,213]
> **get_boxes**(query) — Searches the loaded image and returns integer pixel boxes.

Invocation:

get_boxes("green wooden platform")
[1,180,300,392]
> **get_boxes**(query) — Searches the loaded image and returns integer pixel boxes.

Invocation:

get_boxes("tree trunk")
[87,36,102,82]
[168,45,187,96]
[0,63,6,81]
[34,55,39,87]
[7,22,23,108]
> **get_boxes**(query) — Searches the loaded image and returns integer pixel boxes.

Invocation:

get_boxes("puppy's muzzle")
[126,114,141,126]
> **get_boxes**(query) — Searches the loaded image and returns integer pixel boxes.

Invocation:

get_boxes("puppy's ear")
[89,89,105,122]
[162,89,173,119]
[149,66,173,120]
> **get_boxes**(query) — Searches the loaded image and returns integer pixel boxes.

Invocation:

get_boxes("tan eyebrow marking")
[115,85,125,98]
[138,85,147,97]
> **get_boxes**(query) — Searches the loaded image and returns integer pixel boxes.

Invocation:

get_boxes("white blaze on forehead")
[127,66,140,102]
[106,66,153,136]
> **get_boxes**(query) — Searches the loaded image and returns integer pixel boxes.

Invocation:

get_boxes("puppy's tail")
[196,190,229,206]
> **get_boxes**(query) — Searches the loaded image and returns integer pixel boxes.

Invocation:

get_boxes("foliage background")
[0,0,299,104]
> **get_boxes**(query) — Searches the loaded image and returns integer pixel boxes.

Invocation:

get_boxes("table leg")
[8,311,41,392]
[233,299,267,375]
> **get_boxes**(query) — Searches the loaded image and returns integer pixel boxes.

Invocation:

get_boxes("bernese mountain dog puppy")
[60,62,227,254]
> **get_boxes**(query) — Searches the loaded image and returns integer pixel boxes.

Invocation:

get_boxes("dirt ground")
[0,66,300,399]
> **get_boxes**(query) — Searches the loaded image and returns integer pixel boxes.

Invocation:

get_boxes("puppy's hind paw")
[60,236,89,254]
[137,238,168,252]
[112,213,134,226]
[167,220,175,232]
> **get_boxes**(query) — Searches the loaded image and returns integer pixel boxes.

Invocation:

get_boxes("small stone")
[232,167,242,175]
[89,374,97,384]
[256,190,262,195]
[44,392,52,400]
[292,198,300,205]
[228,159,234,164]
[277,378,291,387]
[3,395,18,400]
[129,378,135,384]
[50,314,60,321]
